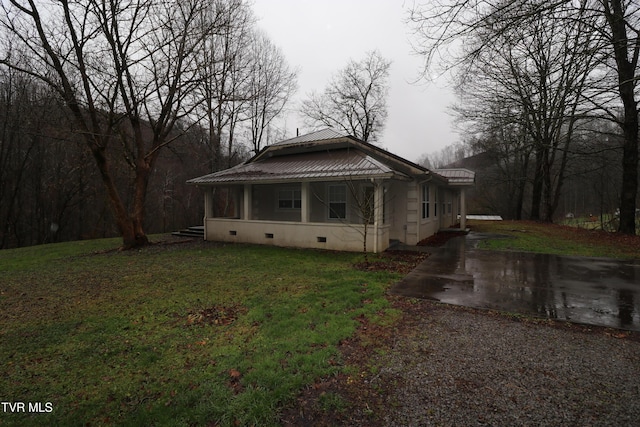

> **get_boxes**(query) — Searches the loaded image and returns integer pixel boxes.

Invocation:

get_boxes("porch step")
[172,225,204,238]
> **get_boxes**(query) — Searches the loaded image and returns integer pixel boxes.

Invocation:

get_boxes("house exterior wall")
[251,184,301,222]
[309,182,327,222]
[204,218,390,252]
[405,182,419,244]
[249,180,385,225]
[401,181,448,245]
[207,186,243,218]
[438,188,455,228]
[387,180,408,243]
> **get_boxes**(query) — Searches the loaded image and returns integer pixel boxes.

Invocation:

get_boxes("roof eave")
[187,171,407,187]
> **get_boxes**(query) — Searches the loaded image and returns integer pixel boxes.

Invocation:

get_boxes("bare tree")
[301,50,391,143]
[601,0,640,234]
[451,3,600,221]
[0,0,224,248]
[246,30,298,154]
[195,0,254,172]
[408,0,640,233]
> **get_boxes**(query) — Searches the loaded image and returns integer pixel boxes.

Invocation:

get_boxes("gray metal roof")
[188,148,404,185]
[271,128,347,146]
[187,129,475,188]
[435,168,476,184]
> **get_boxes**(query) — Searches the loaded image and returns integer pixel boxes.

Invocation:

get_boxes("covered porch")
[202,180,392,253]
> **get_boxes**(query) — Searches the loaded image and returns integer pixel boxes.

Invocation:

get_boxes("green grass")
[0,238,402,426]
[470,220,640,259]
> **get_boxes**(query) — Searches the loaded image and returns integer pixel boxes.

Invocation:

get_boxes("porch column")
[460,188,467,229]
[301,182,310,223]
[203,188,213,240]
[204,188,213,219]
[243,184,252,220]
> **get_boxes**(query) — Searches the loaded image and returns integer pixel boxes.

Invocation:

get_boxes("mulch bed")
[417,229,468,247]
[353,250,429,274]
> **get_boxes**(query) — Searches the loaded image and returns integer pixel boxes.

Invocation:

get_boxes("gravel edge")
[371,300,640,426]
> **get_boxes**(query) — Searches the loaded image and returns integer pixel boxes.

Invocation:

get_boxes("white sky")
[251,0,459,163]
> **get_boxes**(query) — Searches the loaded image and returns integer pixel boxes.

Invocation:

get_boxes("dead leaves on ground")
[184,304,247,327]
[353,251,429,274]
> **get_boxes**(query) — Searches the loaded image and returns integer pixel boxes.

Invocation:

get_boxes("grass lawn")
[0,237,406,426]
[469,220,640,259]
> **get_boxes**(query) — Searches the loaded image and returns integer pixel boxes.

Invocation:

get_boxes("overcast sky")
[251,0,459,163]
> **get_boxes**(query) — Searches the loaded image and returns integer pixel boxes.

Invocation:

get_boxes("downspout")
[460,188,467,230]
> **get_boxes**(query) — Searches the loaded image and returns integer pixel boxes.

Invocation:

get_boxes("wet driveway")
[390,233,640,331]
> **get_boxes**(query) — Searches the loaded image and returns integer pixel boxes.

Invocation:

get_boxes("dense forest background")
[1,0,639,248]
[0,73,216,248]
[422,122,630,232]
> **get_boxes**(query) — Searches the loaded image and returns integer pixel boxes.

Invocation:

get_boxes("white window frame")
[421,184,430,219]
[277,188,301,210]
[434,186,438,217]
[328,184,347,220]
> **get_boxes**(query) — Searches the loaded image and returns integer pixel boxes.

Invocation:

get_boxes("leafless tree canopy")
[301,50,391,144]
[246,30,298,155]
[409,0,640,233]
[0,0,297,248]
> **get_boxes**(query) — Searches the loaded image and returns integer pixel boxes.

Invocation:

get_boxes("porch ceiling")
[188,148,411,185]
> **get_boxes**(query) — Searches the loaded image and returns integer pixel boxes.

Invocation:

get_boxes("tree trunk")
[618,112,639,235]
[605,0,639,235]
[90,144,149,249]
[529,148,544,221]
[515,151,530,220]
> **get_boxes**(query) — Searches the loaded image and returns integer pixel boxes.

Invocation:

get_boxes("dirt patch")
[184,304,247,327]
[279,313,393,426]
[353,250,429,274]
[417,229,468,247]
[280,250,430,426]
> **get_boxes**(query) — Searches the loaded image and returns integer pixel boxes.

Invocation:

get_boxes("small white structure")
[188,130,475,252]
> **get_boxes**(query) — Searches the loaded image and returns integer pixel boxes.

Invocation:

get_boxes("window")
[421,184,430,219]
[278,189,301,209]
[328,185,347,219]
[434,187,438,217]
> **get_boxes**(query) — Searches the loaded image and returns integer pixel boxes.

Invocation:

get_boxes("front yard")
[0,238,413,426]
[2,221,639,425]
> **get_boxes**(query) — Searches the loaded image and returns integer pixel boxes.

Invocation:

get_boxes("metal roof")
[435,168,476,184]
[271,128,347,146]
[188,148,406,185]
[187,129,475,188]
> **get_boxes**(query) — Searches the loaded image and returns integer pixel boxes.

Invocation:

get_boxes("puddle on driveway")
[390,233,640,331]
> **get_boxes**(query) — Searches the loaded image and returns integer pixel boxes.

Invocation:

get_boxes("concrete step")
[172,225,204,238]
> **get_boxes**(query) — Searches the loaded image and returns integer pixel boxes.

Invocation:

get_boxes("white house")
[187,129,475,252]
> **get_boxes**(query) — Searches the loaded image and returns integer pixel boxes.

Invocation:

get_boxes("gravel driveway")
[371,300,640,426]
